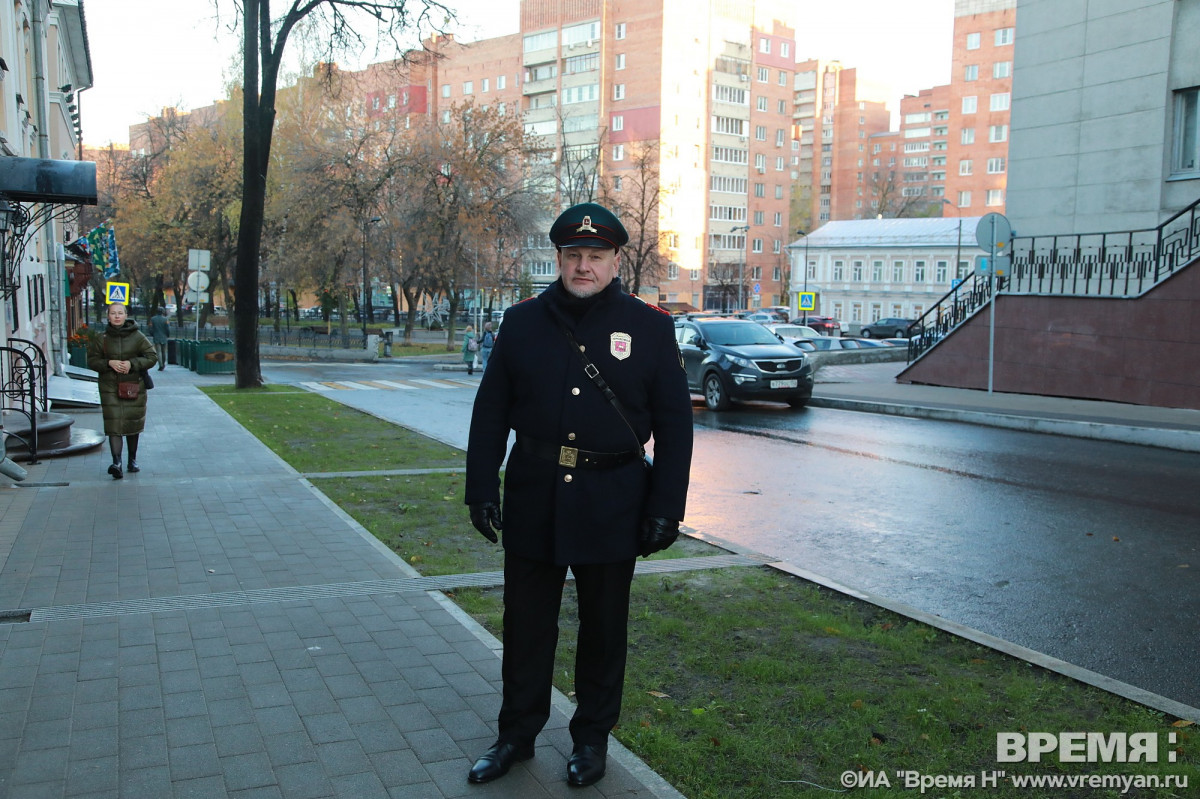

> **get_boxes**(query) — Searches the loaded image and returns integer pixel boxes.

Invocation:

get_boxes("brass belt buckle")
[558,446,579,467]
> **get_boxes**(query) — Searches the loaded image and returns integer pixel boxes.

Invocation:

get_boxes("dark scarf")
[546,277,622,321]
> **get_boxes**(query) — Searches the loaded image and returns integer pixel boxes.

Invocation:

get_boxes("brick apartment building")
[792,61,892,228]
[896,0,1016,218]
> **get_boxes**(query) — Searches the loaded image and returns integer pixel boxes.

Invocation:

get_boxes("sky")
[80,0,953,148]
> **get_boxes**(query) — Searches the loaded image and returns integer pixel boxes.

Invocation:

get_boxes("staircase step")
[2,409,106,460]
[9,427,105,461]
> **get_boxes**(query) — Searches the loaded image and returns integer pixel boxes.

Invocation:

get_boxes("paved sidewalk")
[4,358,1198,798]
[0,366,684,799]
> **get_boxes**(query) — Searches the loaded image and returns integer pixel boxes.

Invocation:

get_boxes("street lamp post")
[730,224,750,311]
[794,228,810,325]
[361,215,382,340]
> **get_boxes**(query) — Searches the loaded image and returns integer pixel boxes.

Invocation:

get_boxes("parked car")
[789,335,852,352]
[861,317,920,338]
[764,323,821,346]
[790,315,841,336]
[741,312,779,324]
[675,318,814,411]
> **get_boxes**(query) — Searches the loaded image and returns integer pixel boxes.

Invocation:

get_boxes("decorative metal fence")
[908,194,1200,363]
[1007,197,1200,297]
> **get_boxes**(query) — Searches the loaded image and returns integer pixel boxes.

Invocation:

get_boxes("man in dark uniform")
[464,202,693,787]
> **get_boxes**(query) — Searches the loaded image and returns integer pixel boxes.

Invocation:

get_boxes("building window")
[962,96,977,114]
[986,189,1004,206]
[773,240,782,254]
[498,75,507,90]
[612,114,624,131]
[959,160,973,176]
[775,185,784,199]
[667,263,679,280]
[966,32,980,50]
[757,67,769,83]
[958,190,972,207]
[615,22,626,39]
[990,92,1010,111]
[613,144,624,161]
[914,261,926,282]
[759,37,771,53]
[852,261,863,281]
[778,70,787,86]
[440,110,451,123]
[961,128,975,145]
[753,210,764,225]
[989,124,1008,142]
[757,96,768,112]
[935,261,948,283]
[613,176,622,191]
[781,42,790,58]
[964,64,978,81]
[463,81,473,95]
[833,260,844,281]
[1172,87,1199,173]
[987,157,1006,173]
[777,99,787,114]
[774,212,782,226]
[755,125,767,141]
[615,53,626,70]
[995,27,1014,46]
[752,238,763,253]
[613,83,625,100]
[441,84,451,98]
[993,61,1011,79]
[892,261,905,282]
[754,183,765,197]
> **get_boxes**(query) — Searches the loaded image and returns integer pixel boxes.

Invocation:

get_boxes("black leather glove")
[469,501,503,543]
[639,516,679,557]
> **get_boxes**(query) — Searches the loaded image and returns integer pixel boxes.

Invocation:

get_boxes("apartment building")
[792,61,892,227]
[897,0,1016,217]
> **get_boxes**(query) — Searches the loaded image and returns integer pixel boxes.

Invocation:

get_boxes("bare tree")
[599,141,671,297]
[867,169,926,219]
[230,0,450,387]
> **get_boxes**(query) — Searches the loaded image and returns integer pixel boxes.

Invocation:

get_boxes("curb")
[808,396,1200,453]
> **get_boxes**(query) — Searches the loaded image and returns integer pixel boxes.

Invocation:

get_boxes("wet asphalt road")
[262,358,1200,709]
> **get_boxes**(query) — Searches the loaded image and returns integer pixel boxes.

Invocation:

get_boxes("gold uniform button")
[571,387,581,396]
[564,474,573,483]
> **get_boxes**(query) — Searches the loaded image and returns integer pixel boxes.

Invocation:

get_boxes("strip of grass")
[207,385,1198,798]
[203,386,463,472]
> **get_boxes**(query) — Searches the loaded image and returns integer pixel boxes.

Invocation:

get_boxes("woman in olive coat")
[86,303,157,479]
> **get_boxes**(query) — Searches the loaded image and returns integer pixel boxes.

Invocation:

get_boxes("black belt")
[517,435,639,469]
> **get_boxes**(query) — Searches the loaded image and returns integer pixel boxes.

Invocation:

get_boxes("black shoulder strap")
[554,320,644,457]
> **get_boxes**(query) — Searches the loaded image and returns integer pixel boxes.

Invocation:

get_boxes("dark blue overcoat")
[465,279,694,565]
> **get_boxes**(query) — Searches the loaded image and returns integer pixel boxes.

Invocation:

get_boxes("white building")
[786,217,990,329]
[0,0,93,375]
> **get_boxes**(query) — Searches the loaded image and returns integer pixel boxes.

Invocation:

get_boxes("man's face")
[558,246,620,299]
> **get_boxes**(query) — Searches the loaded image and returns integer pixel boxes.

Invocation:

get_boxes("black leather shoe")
[467,741,534,784]
[127,460,140,473]
[107,463,123,480]
[566,743,606,787]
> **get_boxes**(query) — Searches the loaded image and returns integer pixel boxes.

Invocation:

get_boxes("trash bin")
[167,339,178,365]
[196,339,235,375]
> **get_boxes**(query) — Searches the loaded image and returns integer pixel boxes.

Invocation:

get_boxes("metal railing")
[909,195,1200,362]
[0,345,39,462]
[262,327,367,350]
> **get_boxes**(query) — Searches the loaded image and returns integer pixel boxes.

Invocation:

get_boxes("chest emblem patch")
[610,332,632,360]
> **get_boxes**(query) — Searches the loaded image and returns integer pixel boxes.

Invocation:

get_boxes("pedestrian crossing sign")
[797,291,816,312]
[105,282,130,305]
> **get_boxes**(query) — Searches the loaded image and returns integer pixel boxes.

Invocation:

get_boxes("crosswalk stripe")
[336,381,381,391]
[375,380,417,390]
[409,379,458,389]
[300,381,334,391]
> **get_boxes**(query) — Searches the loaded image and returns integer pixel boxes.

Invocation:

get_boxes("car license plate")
[770,379,798,389]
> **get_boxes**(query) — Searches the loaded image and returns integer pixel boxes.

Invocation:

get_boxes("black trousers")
[497,552,637,748]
